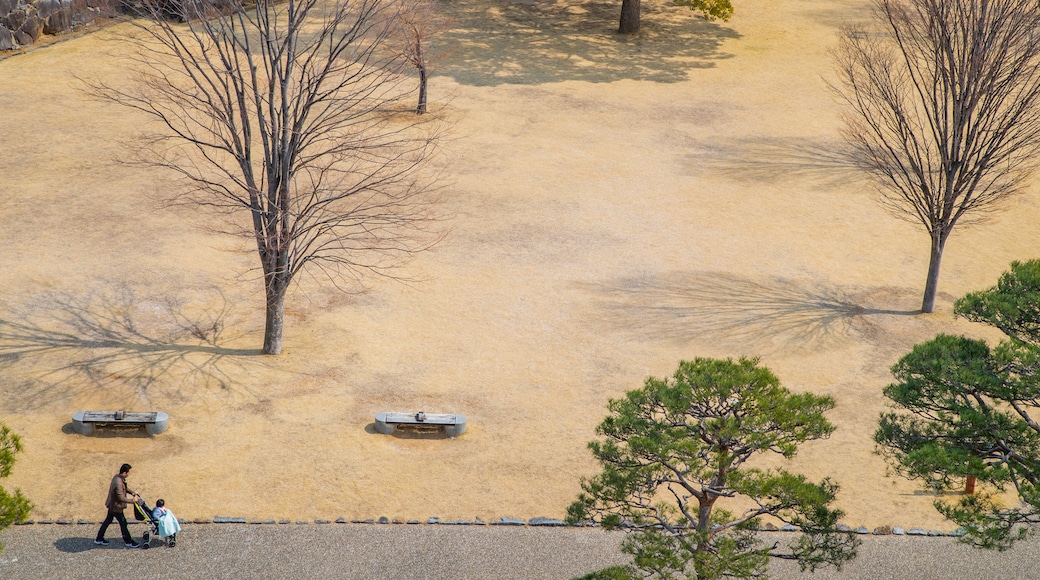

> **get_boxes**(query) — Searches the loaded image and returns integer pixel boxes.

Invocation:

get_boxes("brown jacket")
[104,473,134,512]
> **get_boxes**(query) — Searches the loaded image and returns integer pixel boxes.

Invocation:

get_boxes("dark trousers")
[96,509,133,543]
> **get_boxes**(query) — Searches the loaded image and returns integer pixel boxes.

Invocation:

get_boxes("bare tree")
[94,0,444,354]
[387,0,446,114]
[833,0,1040,313]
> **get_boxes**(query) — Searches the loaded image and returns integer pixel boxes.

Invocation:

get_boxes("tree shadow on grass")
[0,285,268,412]
[581,271,920,354]
[795,0,874,30]
[684,136,867,188]
[435,0,740,86]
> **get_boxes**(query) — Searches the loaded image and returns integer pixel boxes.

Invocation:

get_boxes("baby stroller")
[133,498,178,549]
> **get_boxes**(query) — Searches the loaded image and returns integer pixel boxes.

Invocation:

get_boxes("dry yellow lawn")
[1,0,1036,529]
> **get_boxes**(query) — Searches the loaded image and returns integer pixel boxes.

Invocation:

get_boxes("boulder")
[0,0,17,16]
[12,27,29,45]
[85,0,117,17]
[89,0,119,15]
[4,9,26,32]
[42,7,68,34]
[72,8,95,25]
[0,25,12,50]
[35,0,63,19]
[18,14,39,41]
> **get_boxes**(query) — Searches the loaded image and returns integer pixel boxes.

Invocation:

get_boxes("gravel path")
[2,523,1039,579]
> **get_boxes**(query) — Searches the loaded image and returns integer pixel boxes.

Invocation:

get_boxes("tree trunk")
[417,65,428,115]
[696,498,715,534]
[921,232,947,314]
[618,0,640,34]
[965,475,976,494]
[693,496,716,579]
[262,281,286,355]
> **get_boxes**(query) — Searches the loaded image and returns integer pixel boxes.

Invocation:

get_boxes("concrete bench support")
[72,411,169,435]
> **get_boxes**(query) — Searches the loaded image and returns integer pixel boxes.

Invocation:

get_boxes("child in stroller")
[133,497,181,548]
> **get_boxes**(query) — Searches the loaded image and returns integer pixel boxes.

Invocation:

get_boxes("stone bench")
[375,412,466,437]
[72,411,169,435]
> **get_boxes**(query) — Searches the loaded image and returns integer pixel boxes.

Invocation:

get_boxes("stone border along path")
[10,516,969,537]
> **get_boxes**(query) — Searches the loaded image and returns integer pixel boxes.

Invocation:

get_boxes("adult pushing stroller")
[133,497,180,548]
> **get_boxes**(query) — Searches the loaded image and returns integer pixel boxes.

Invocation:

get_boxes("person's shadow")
[55,537,98,553]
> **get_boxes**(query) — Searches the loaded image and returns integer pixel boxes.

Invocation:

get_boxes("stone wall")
[0,0,120,51]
